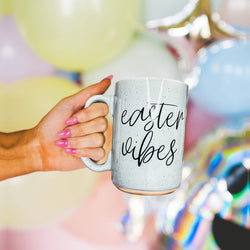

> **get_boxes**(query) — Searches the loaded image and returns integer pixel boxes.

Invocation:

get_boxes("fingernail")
[65,148,77,154]
[66,117,78,126]
[102,75,113,81]
[56,139,68,147]
[58,129,71,138]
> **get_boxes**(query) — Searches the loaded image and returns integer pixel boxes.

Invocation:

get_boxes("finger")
[61,75,112,112]
[68,103,109,126]
[63,133,105,148]
[66,148,105,162]
[63,117,108,138]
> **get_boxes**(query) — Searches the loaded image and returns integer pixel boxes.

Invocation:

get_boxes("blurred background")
[0,0,249,249]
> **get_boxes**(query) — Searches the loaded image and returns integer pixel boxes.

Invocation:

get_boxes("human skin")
[0,78,111,181]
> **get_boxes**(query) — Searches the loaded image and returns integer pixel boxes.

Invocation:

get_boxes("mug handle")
[81,95,114,172]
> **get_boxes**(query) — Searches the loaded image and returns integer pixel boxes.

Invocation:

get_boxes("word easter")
[121,102,185,167]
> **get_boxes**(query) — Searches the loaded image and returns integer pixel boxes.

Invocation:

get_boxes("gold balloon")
[0,77,99,228]
[142,0,248,53]
[12,0,139,71]
[144,0,226,37]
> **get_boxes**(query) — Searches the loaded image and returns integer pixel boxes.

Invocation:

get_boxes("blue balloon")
[189,39,250,116]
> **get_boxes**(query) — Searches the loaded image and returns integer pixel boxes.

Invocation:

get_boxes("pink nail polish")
[58,129,71,138]
[56,139,68,147]
[65,148,77,154]
[102,75,113,81]
[66,117,78,126]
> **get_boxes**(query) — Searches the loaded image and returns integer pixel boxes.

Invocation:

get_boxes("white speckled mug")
[81,78,188,195]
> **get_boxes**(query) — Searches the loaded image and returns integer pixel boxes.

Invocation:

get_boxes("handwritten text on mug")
[121,102,185,167]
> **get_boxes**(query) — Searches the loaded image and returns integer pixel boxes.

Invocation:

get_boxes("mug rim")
[116,77,188,88]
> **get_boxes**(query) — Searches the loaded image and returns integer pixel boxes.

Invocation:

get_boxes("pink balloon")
[1,226,153,250]
[220,0,250,30]
[184,100,225,152]
[0,174,159,250]
[62,172,159,247]
[0,16,54,83]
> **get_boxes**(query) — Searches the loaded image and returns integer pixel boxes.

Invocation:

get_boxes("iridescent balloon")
[162,119,250,249]
[188,39,250,116]
[121,118,250,249]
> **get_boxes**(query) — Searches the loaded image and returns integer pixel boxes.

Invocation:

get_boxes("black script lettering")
[121,107,153,127]
[175,112,185,130]
[121,136,133,156]
[139,131,154,165]
[121,110,128,124]
[155,140,177,166]
[121,102,183,167]
[156,103,184,130]
[144,104,157,131]
[121,131,177,167]
[121,109,141,126]
[166,139,177,166]
[121,102,184,132]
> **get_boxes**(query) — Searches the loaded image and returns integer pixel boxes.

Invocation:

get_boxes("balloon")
[0,16,54,84]
[84,34,181,95]
[1,176,159,250]
[0,0,3,17]
[142,0,250,54]
[12,0,139,71]
[140,0,189,23]
[0,77,81,131]
[62,173,159,247]
[188,39,250,116]
[142,0,217,44]
[0,77,99,228]
[211,0,250,35]
[161,118,250,249]
[3,223,158,250]
[122,118,250,249]
[184,100,224,151]
[3,0,12,14]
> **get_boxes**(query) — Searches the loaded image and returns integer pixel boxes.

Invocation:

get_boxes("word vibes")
[121,102,185,167]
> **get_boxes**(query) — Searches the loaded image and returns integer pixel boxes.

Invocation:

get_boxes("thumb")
[64,76,112,112]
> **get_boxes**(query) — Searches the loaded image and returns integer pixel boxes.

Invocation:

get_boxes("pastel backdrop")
[0,0,247,249]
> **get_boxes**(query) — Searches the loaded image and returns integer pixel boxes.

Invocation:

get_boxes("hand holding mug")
[0,77,112,181]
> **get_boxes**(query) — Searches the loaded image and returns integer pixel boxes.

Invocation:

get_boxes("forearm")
[0,132,9,148]
[0,129,42,181]
[0,131,26,149]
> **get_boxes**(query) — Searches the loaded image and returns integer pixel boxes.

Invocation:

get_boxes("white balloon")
[84,34,181,95]
[140,0,190,22]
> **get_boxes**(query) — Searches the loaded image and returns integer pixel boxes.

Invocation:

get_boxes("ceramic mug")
[81,78,188,195]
